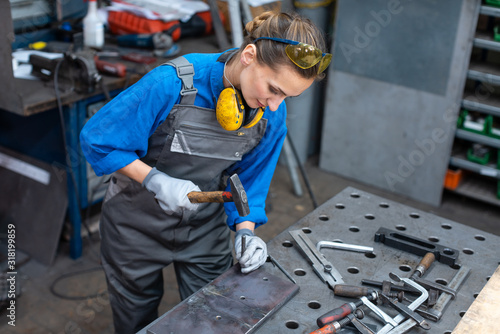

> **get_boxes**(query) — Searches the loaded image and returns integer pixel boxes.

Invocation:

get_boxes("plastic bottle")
[83,0,104,49]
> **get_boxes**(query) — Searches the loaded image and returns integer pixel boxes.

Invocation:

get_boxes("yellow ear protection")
[216,87,264,131]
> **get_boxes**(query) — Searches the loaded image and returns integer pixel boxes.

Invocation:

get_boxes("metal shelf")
[448,173,500,207]
[456,129,500,149]
[480,5,500,17]
[474,31,500,52]
[450,4,500,208]
[450,156,500,179]
[462,94,500,118]
[468,61,500,86]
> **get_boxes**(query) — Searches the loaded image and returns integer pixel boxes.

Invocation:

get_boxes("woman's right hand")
[142,167,200,215]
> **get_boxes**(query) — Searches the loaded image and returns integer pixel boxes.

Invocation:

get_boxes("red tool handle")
[309,323,340,334]
[316,303,355,328]
[94,57,127,77]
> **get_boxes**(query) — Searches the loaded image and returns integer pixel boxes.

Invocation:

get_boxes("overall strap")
[164,57,198,105]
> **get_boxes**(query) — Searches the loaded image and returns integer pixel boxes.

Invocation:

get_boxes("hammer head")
[230,174,250,217]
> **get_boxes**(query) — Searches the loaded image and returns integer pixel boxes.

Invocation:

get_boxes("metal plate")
[257,187,500,333]
[146,264,299,334]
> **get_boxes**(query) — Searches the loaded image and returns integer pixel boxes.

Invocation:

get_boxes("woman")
[80,11,330,333]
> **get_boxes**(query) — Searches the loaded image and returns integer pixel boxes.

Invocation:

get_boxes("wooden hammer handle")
[187,191,233,203]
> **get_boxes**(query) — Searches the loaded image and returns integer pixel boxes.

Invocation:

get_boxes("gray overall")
[99,54,267,333]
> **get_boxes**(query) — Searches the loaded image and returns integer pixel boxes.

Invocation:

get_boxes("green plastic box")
[457,109,492,135]
[486,0,500,7]
[467,144,490,165]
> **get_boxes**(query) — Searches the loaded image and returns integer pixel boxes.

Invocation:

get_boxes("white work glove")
[142,167,200,215]
[235,228,267,274]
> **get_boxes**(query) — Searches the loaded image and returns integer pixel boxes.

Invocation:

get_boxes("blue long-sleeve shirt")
[80,51,287,230]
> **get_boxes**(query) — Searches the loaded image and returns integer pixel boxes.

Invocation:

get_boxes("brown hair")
[240,11,329,80]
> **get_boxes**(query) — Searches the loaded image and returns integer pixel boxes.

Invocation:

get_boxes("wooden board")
[145,264,299,334]
[453,265,500,333]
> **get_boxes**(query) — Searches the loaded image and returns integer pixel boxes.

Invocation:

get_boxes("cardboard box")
[216,0,282,32]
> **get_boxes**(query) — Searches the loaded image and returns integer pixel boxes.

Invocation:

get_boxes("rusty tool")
[409,252,457,299]
[333,284,406,306]
[316,298,367,328]
[417,265,470,322]
[333,285,378,299]
[311,311,374,334]
[361,279,420,295]
[378,293,431,330]
[316,302,362,328]
[377,273,430,334]
[187,174,249,216]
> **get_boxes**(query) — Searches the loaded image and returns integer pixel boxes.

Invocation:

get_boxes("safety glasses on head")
[253,37,332,74]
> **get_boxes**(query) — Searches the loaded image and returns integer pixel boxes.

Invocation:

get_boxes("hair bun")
[245,11,276,36]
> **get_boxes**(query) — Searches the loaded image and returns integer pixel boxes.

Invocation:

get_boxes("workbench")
[140,187,500,333]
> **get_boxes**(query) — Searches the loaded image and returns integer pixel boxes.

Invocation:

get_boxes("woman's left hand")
[235,228,267,273]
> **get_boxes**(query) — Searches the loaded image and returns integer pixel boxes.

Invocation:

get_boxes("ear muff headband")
[216,87,264,131]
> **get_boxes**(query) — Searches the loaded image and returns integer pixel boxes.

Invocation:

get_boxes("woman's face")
[239,59,315,112]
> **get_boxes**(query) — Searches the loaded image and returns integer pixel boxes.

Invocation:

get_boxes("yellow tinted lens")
[285,44,322,69]
[318,53,332,74]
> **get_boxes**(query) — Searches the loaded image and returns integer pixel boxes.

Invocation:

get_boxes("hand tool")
[361,279,419,295]
[316,299,366,327]
[360,296,399,327]
[311,311,375,334]
[376,273,429,334]
[289,230,344,289]
[417,265,470,322]
[241,235,246,255]
[94,56,127,77]
[267,254,296,284]
[408,252,457,299]
[374,227,459,266]
[378,293,431,330]
[317,240,374,253]
[316,301,362,328]
[332,285,378,299]
[116,32,173,50]
[333,284,405,304]
[410,252,435,280]
[29,51,101,94]
[187,174,249,216]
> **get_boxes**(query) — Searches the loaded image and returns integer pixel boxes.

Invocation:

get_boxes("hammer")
[187,174,250,216]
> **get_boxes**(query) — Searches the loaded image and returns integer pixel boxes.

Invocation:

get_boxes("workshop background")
[1,0,500,333]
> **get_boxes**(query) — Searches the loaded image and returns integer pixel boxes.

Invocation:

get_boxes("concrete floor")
[1,154,499,334]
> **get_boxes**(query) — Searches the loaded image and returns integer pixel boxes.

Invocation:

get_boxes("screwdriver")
[316,285,379,328]
[316,300,364,327]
